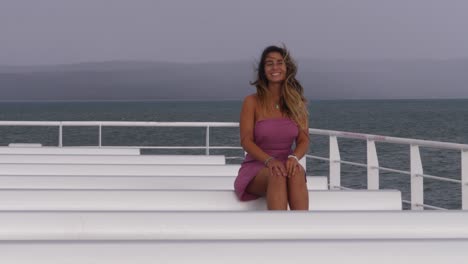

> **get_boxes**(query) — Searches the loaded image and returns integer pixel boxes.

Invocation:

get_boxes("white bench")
[0,211,465,264]
[0,211,465,240]
[0,164,242,176]
[0,189,402,211]
[0,238,465,264]
[0,175,328,190]
[0,154,226,165]
[0,147,140,155]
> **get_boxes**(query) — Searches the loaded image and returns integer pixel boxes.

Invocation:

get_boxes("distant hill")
[1,59,468,100]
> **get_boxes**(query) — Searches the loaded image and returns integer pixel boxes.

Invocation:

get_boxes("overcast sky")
[1,0,468,65]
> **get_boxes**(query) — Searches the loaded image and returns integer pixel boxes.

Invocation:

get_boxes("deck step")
[0,164,242,176]
[0,154,226,165]
[0,211,465,240]
[0,175,328,190]
[0,147,140,155]
[0,189,401,211]
[0,239,465,264]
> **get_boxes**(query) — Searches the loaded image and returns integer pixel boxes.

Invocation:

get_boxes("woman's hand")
[266,158,287,177]
[286,156,300,177]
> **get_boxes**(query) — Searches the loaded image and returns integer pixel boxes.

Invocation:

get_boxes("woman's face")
[264,52,286,84]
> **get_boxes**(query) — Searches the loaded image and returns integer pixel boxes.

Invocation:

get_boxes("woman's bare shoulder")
[243,93,258,105]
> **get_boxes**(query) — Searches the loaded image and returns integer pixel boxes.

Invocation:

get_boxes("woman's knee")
[288,167,307,186]
[267,173,287,189]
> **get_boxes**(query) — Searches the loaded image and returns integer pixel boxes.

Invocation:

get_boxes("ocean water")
[1,99,468,209]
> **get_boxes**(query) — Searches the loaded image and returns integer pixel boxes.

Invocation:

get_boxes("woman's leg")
[287,166,309,210]
[245,167,288,210]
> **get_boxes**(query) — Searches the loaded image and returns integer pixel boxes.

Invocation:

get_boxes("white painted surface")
[367,139,379,190]
[8,143,42,147]
[0,147,140,155]
[0,211,466,240]
[0,164,241,176]
[0,211,466,263]
[0,190,402,211]
[329,135,341,190]
[0,240,466,264]
[462,150,468,210]
[410,145,424,210]
[0,154,226,165]
[0,175,328,190]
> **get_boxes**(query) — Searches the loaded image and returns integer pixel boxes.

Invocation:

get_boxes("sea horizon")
[1,97,468,103]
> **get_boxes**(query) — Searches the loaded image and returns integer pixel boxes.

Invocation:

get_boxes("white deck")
[0,163,241,176]
[0,146,140,155]
[1,211,466,240]
[1,240,466,264]
[0,211,467,263]
[0,175,328,190]
[0,189,401,211]
[0,154,226,164]
[1,120,467,262]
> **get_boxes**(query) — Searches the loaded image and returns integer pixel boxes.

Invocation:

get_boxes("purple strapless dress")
[234,118,299,201]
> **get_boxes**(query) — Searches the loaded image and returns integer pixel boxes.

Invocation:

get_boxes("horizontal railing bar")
[305,155,460,186]
[0,121,60,126]
[307,156,413,176]
[199,146,243,149]
[378,166,411,175]
[419,204,449,210]
[51,146,243,150]
[335,186,355,190]
[225,156,244,160]
[401,200,447,210]
[58,146,208,150]
[2,121,467,151]
[306,155,461,186]
[338,160,368,168]
[418,174,462,184]
[137,146,243,150]
[0,121,239,127]
[309,128,468,151]
[305,155,330,161]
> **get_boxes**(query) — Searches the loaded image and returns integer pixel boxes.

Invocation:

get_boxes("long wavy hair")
[251,45,309,130]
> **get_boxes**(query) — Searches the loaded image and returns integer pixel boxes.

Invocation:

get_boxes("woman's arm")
[239,95,270,163]
[292,119,310,160]
[286,119,310,176]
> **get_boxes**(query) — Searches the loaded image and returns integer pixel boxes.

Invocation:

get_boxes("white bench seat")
[0,239,465,264]
[0,147,140,155]
[0,189,402,211]
[0,154,226,165]
[0,175,328,190]
[0,211,466,240]
[0,211,466,263]
[0,164,241,176]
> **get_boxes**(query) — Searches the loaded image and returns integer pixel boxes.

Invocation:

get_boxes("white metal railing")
[0,121,241,155]
[307,129,468,210]
[1,121,467,210]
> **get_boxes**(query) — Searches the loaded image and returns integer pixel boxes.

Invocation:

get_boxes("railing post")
[98,124,102,147]
[367,139,379,190]
[329,135,341,190]
[205,126,210,155]
[58,123,63,147]
[410,144,424,210]
[462,150,468,210]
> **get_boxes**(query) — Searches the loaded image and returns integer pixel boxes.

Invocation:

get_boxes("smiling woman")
[234,45,310,210]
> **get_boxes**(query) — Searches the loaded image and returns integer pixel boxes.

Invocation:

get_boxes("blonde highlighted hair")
[251,45,309,130]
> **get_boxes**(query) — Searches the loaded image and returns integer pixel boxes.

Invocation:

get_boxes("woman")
[234,45,309,210]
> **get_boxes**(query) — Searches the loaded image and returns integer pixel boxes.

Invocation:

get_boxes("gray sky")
[1,0,468,65]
